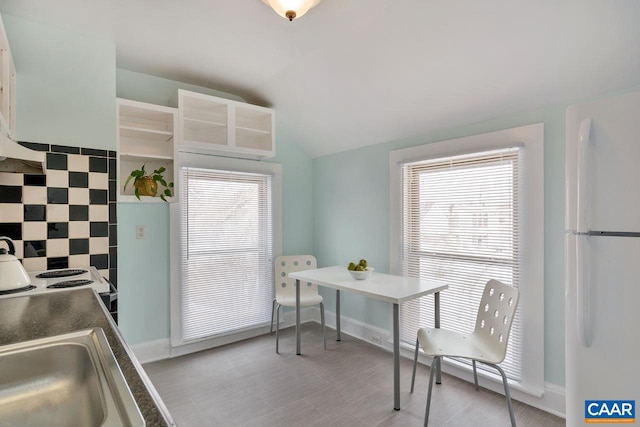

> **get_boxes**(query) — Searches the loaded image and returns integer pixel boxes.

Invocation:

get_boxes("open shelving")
[116,91,276,203]
[174,89,275,159]
[116,99,178,203]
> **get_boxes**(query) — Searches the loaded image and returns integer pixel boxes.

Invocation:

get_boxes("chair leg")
[320,302,326,349]
[410,338,420,393]
[424,356,439,427]
[472,360,479,390]
[491,363,516,427]
[275,304,281,354]
[270,298,277,333]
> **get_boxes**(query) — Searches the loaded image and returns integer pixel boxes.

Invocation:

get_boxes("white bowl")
[348,267,374,280]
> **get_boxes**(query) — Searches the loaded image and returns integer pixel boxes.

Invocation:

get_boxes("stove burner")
[36,269,87,279]
[47,279,94,289]
[0,285,37,295]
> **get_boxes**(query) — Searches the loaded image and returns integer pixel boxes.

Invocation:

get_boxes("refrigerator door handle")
[576,232,591,347]
[576,118,591,234]
[575,118,592,347]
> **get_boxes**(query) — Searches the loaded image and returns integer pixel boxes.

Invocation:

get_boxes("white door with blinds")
[399,148,523,382]
[171,154,282,348]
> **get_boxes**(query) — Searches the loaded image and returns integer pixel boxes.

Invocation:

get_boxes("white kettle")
[0,236,31,291]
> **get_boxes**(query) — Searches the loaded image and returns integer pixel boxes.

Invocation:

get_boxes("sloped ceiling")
[1,0,640,157]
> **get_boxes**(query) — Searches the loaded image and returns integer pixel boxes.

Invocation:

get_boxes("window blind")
[179,166,273,342]
[400,147,523,382]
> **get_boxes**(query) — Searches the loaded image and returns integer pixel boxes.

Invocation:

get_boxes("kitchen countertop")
[0,288,174,426]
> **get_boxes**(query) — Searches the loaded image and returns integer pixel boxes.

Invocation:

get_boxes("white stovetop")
[0,266,109,300]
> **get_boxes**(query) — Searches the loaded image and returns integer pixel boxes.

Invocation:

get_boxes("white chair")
[271,255,326,353]
[410,279,520,427]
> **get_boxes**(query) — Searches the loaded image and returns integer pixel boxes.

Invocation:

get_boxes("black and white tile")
[0,142,117,282]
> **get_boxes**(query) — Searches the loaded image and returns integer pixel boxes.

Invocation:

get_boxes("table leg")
[393,303,400,410]
[435,291,441,384]
[296,278,301,355]
[336,289,341,341]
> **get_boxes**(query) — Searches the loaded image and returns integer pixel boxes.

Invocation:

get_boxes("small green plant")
[124,164,174,202]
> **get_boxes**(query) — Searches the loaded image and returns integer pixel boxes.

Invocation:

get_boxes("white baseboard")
[538,382,567,419]
[130,307,565,419]
[133,307,317,363]
[131,338,171,364]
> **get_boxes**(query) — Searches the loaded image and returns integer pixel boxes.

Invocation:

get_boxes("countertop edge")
[92,291,177,427]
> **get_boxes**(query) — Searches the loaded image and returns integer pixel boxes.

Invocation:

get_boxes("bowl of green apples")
[347,259,374,280]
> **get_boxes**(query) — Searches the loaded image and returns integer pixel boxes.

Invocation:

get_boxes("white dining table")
[288,266,447,411]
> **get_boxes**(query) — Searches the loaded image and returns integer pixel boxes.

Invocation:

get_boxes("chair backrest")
[274,255,318,300]
[474,279,520,362]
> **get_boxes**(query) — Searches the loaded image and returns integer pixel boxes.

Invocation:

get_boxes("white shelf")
[115,91,276,203]
[236,126,270,135]
[120,126,173,142]
[174,89,275,160]
[120,152,174,161]
[236,105,272,133]
[118,194,175,203]
[117,98,178,203]
[235,127,273,152]
[183,117,226,128]
[119,137,174,159]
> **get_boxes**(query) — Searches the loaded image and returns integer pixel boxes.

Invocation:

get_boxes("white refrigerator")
[565,91,640,425]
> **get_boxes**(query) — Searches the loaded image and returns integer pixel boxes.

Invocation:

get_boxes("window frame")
[389,123,544,396]
[170,150,282,356]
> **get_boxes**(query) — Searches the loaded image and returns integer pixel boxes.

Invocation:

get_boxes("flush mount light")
[262,0,322,21]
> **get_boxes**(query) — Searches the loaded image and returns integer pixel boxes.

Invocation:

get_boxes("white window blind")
[400,147,523,382]
[179,166,273,342]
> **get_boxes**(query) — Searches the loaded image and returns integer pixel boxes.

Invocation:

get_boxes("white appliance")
[0,266,110,300]
[565,91,640,425]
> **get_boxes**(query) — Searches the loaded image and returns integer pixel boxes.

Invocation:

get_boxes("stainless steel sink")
[0,328,145,427]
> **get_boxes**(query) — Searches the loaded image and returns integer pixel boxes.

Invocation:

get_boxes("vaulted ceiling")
[1,0,640,157]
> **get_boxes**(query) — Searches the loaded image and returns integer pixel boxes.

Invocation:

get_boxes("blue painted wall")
[115,69,315,345]
[117,203,171,343]
[312,107,567,385]
[4,15,116,150]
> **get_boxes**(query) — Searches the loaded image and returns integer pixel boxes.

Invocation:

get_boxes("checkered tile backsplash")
[0,142,117,284]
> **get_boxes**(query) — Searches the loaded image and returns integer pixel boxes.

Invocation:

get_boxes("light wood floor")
[144,324,565,427]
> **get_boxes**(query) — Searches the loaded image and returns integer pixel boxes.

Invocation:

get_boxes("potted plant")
[124,164,174,202]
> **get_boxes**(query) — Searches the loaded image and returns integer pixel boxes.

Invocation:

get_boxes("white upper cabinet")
[116,98,178,202]
[0,14,16,139]
[173,89,275,160]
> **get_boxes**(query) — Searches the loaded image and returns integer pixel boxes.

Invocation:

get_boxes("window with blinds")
[400,147,523,382]
[179,166,273,342]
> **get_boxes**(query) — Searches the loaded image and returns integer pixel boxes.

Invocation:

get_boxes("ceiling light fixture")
[262,0,322,22]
